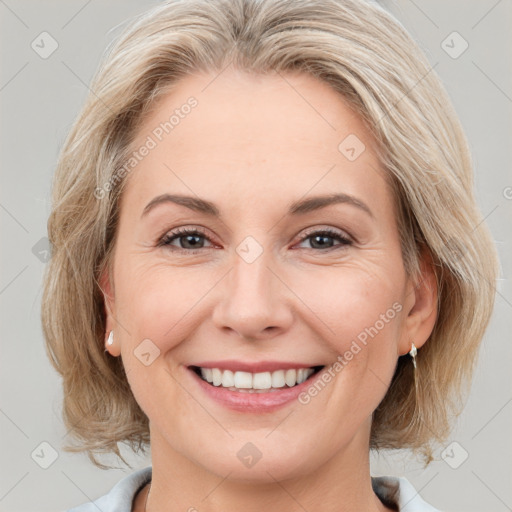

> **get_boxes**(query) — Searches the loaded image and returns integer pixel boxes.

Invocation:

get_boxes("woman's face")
[103,68,436,481]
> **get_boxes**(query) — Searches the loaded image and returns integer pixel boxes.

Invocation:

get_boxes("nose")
[211,244,294,341]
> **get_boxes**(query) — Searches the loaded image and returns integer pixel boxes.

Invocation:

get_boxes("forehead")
[123,68,391,217]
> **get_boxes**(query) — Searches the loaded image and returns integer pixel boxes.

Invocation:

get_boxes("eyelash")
[157,226,353,254]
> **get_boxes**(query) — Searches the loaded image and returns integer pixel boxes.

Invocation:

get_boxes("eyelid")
[158,225,216,249]
[297,225,353,243]
[157,224,354,253]
[291,226,353,251]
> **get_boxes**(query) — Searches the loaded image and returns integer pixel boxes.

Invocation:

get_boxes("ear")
[399,247,438,356]
[99,264,121,356]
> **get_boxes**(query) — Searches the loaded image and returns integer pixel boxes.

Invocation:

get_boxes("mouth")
[189,365,325,393]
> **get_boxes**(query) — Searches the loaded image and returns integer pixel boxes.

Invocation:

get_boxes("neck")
[142,425,392,512]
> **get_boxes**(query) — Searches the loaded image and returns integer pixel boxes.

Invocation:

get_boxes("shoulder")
[372,475,442,512]
[66,466,152,512]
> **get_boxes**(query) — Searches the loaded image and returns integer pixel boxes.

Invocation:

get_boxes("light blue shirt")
[67,466,441,511]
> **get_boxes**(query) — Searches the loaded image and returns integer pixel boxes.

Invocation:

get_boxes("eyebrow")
[141,192,374,219]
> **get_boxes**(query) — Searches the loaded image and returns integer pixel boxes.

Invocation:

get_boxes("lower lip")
[186,366,323,413]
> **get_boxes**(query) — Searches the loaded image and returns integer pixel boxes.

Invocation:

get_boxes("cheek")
[294,263,403,350]
[116,259,212,346]
[114,260,202,419]
[293,264,404,402]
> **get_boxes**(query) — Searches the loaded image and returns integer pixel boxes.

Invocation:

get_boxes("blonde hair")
[42,0,500,469]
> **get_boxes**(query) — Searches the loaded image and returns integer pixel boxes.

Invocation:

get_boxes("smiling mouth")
[190,365,324,393]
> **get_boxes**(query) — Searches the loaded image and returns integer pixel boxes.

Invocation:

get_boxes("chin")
[192,441,321,484]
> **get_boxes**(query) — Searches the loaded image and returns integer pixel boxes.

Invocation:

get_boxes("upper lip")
[188,360,324,373]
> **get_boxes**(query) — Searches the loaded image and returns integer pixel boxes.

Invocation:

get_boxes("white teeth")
[211,368,222,386]
[253,372,272,390]
[271,370,286,388]
[285,369,297,387]
[234,371,252,388]
[221,369,235,387]
[201,368,213,383]
[197,367,316,390]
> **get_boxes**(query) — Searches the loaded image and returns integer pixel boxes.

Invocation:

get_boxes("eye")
[295,227,353,251]
[157,226,214,253]
[157,226,353,254]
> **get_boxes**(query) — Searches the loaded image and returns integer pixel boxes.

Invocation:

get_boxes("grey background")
[0,1,511,511]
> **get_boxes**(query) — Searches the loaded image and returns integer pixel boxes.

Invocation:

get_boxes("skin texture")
[102,67,438,512]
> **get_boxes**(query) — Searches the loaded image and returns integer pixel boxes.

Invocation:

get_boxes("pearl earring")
[107,331,114,346]
[409,342,417,369]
